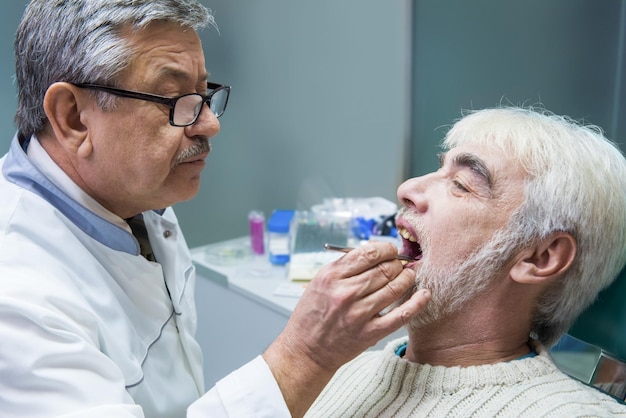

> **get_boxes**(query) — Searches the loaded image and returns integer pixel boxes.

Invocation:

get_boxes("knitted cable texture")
[305,338,626,418]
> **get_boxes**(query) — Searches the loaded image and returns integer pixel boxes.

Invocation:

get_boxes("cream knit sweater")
[305,338,626,417]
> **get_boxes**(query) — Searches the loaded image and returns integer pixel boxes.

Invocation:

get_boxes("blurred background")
[0,0,624,249]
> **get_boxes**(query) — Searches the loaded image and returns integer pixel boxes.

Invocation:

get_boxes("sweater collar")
[394,341,538,361]
[384,337,556,391]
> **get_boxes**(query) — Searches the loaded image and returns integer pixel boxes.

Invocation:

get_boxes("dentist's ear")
[43,82,93,158]
[510,232,576,285]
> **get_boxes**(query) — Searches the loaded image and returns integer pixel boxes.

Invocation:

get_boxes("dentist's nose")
[185,104,220,139]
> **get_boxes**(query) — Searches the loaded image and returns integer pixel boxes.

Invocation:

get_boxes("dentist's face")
[77,21,220,218]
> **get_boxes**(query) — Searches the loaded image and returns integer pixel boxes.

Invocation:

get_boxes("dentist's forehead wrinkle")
[155,66,208,84]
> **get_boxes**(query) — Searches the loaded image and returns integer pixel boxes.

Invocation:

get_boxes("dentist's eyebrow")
[153,67,209,89]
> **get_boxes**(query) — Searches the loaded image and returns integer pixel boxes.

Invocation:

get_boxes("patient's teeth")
[398,227,417,242]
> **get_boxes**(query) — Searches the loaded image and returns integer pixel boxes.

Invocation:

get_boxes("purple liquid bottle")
[248,210,265,255]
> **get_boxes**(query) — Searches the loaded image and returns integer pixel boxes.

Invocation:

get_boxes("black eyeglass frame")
[73,81,231,127]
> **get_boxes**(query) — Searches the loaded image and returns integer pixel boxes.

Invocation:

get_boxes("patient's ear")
[43,82,93,158]
[510,232,577,285]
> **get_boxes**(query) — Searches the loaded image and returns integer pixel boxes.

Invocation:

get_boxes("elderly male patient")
[305,107,626,417]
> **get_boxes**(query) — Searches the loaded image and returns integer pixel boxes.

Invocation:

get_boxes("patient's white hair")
[442,106,626,347]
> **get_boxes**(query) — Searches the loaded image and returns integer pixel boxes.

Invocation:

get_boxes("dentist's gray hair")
[443,106,626,346]
[14,0,216,136]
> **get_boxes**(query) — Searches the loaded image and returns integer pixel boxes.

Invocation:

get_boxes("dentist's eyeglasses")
[73,81,231,127]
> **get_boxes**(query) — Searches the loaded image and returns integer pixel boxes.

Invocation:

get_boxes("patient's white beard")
[405,227,520,332]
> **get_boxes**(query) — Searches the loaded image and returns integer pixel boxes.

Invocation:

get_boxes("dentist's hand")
[263,241,430,418]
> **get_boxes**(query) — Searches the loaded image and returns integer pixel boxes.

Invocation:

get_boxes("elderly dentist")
[0,0,430,417]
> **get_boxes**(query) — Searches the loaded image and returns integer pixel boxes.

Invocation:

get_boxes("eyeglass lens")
[173,89,229,126]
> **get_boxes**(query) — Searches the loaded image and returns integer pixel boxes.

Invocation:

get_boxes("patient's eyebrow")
[440,151,493,190]
[453,152,493,190]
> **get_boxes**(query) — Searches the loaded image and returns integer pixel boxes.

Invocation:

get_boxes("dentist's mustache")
[172,139,211,168]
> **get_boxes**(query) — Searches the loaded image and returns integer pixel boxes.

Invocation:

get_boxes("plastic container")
[267,209,295,265]
[248,210,265,255]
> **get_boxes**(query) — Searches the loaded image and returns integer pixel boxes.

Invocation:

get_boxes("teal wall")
[0,1,25,144]
[411,0,626,175]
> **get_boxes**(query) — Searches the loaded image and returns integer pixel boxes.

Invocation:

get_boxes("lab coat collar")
[2,132,148,255]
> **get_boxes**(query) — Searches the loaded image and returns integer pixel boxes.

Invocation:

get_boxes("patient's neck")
[403,294,534,367]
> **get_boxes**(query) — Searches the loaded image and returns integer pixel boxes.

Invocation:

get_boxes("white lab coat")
[0,134,289,418]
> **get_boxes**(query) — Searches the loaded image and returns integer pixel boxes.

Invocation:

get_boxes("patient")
[305,107,626,417]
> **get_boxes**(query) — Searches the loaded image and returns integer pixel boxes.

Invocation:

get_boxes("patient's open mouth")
[397,226,423,261]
